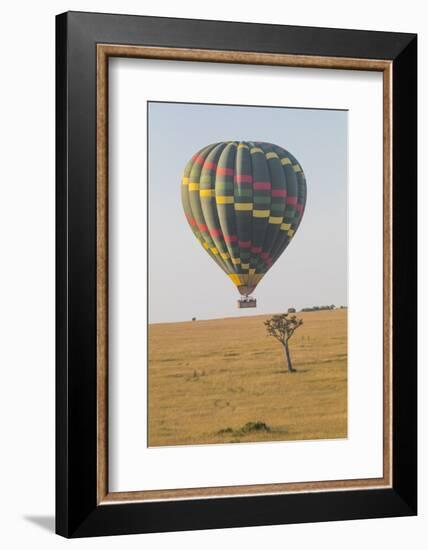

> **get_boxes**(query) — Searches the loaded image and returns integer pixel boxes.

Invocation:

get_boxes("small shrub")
[217,421,271,437]
[241,421,271,433]
[217,427,234,435]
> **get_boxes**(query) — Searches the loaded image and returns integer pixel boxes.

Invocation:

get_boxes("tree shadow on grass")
[273,368,310,374]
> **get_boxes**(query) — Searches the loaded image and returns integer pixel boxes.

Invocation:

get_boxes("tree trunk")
[283,341,296,372]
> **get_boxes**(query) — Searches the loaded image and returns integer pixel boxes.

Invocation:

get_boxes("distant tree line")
[300,304,337,312]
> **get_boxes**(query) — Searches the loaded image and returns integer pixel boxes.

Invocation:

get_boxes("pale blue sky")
[148,102,347,323]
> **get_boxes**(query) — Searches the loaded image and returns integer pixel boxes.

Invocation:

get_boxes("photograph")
[147,101,348,447]
[0,0,420,545]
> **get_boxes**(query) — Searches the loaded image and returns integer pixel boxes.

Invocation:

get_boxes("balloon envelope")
[181,141,307,296]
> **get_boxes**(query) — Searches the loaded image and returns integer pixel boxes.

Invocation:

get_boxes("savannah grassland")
[148,309,347,446]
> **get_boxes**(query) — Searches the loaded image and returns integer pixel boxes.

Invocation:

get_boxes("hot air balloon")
[181,141,307,308]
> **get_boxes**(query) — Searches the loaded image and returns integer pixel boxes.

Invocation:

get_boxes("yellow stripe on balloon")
[234,203,253,211]
[216,195,234,204]
[253,209,270,218]
[238,143,249,149]
[266,152,279,160]
[221,252,230,260]
[189,182,200,191]
[293,164,302,173]
[182,177,190,185]
[200,189,215,197]
[281,222,291,231]
[203,242,209,249]
[288,229,295,237]
[228,274,242,285]
[249,268,256,275]
[250,147,263,154]
[241,263,250,270]
[210,247,219,255]
[232,257,241,265]
[281,157,292,165]
[269,216,283,224]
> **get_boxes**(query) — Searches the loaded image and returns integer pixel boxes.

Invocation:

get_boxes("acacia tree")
[264,313,303,372]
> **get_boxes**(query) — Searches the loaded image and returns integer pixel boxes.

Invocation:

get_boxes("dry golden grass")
[148,309,347,446]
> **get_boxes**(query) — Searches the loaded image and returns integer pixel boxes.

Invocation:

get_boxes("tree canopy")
[264,313,303,345]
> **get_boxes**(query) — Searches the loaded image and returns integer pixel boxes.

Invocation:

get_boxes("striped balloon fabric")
[181,141,307,297]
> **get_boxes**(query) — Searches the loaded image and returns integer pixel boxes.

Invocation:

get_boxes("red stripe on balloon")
[239,240,252,249]
[204,161,217,171]
[234,174,253,183]
[217,167,234,176]
[210,227,223,238]
[186,215,196,227]
[250,246,262,253]
[260,252,270,260]
[198,223,208,232]
[224,234,238,243]
[272,189,287,197]
[287,196,298,205]
[193,155,205,165]
[253,182,271,190]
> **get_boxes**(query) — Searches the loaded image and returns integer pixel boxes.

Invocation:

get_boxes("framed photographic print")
[56,11,417,537]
